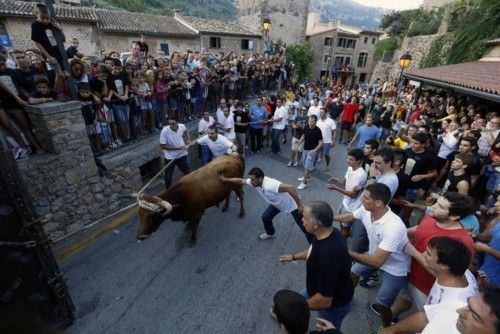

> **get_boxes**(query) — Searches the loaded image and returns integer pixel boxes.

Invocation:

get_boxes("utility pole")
[44,0,77,98]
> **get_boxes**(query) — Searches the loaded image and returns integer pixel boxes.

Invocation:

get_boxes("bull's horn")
[158,200,173,215]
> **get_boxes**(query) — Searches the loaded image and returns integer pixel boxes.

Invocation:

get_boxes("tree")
[286,42,315,81]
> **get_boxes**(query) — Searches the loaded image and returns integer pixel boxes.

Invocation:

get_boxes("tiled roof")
[178,15,260,37]
[0,0,98,21]
[406,61,500,95]
[95,9,197,37]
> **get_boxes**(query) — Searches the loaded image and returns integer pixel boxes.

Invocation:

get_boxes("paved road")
[61,138,381,333]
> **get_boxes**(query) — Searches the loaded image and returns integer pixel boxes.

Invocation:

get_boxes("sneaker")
[259,233,275,240]
[360,273,380,289]
[297,182,307,190]
[292,161,299,167]
[287,161,293,167]
[270,307,277,321]
[370,303,381,316]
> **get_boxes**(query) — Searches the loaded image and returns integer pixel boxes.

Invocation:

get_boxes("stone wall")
[18,101,157,240]
[370,34,441,83]
[200,35,262,55]
[235,0,309,46]
[2,17,100,55]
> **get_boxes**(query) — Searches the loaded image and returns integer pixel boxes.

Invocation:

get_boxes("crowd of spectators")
[0,3,294,158]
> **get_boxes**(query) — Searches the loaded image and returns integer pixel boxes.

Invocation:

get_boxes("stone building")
[235,0,310,46]
[0,1,261,56]
[174,11,261,55]
[306,12,383,84]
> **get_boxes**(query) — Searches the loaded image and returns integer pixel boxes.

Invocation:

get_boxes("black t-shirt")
[137,41,149,55]
[389,170,410,214]
[404,148,437,189]
[31,21,62,62]
[303,125,323,150]
[90,76,105,97]
[362,156,373,173]
[293,115,308,140]
[80,97,96,125]
[14,68,37,92]
[0,68,25,108]
[233,109,250,133]
[66,45,79,59]
[330,102,343,120]
[29,89,58,100]
[381,108,392,129]
[107,72,130,103]
[306,229,354,308]
[444,171,471,193]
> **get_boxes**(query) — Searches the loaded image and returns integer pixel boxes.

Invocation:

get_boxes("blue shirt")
[480,222,500,285]
[250,105,267,129]
[357,125,380,149]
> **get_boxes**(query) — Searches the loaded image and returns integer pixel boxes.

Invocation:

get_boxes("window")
[357,52,368,68]
[345,57,351,65]
[337,38,346,48]
[335,56,344,65]
[372,38,376,44]
[346,39,356,49]
[160,43,169,55]
[324,37,333,46]
[364,37,368,44]
[323,55,330,63]
[241,39,250,50]
[209,37,221,49]
[359,73,367,83]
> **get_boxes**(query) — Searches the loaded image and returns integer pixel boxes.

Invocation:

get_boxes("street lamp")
[262,18,271,36]
[398,51,412,92]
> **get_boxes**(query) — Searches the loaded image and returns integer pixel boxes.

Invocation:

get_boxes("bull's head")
[136,195,173,240]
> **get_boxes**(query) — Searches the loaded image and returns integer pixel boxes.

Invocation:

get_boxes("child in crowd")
[66,37,83,60]
[78,82,101,152]
[31,4,65,68]
[106,58,130,145]
[28,75,58,104]
[153,71,168,128]
[135,70,153,134]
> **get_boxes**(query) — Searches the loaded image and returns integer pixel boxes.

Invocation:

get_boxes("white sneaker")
[292,161,299,167]
[287,161,293,167]
[297,182,307,190]
[297,176,309,182]
[259,233,275,240]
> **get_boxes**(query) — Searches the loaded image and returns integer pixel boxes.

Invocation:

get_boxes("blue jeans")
[262,205,313,243]
[164,156,190,188]
[301,289,353,330]
[199,144,213,166]
[271,128,282,154]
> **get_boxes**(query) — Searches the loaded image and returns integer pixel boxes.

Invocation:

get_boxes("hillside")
[82,0,387,30]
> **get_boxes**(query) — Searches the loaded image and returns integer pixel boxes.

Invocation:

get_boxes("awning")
[404,61,500,103]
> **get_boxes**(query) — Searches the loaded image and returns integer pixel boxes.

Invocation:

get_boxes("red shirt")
[408,215,475,295]
[408,109,424,123]
[341,103,359,122]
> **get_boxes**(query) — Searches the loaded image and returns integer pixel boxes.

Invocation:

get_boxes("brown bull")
[137,155,245,246]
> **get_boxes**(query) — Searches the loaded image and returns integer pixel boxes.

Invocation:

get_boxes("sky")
[351,0,424,10]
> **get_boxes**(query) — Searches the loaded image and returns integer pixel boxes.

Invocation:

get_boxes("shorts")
[139,101,152,110]
[302,150,318,171]
[398,282,427,311]
[341,121,353,131]
[85,123,101,135]
[112,104,130,125]
[291,137,304,152]
[322,143,332,156]
[351,263,407,308]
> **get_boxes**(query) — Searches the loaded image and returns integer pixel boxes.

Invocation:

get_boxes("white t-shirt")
[352,206,411,277]
[422,300,465,334]
[222,115,235,140]
[273,105,288,130]
[426,270,479,306]
[342,167,367,212]
[376,172,399,198]
[307,105,321,118]
[197,134,233,157]
[198,116,215,134]
[317,117,337,144]
[160,124,188,160]
[246,176,297,213]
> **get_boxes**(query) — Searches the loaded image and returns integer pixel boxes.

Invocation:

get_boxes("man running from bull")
[219,167,313,243]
